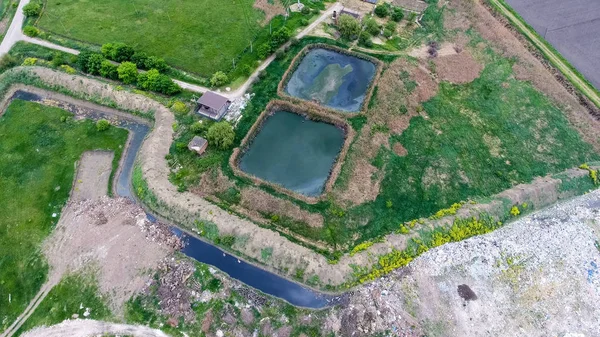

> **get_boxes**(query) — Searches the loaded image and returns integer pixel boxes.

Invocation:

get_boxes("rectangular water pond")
[285,48,377,112]
[238,111,345,197]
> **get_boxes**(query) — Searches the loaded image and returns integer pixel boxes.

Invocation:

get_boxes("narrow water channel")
[11,89,343,309]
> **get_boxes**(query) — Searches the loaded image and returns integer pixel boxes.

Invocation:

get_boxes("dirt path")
[20,319,171,337]
[0,1,342,100]
[0,150,180,337]
[489,0,600,108]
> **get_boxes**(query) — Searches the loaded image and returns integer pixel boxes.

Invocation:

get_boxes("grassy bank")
[0,99,127,332]
[15,272,112,336]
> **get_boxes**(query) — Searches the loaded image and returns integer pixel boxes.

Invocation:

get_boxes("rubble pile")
[150,259,197,324]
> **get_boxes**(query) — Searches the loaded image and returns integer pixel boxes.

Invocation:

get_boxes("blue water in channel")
[13,90,341,309]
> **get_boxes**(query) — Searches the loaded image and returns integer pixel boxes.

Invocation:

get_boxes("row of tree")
[77,50,180,95]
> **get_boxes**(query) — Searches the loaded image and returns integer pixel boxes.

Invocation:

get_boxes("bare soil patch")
[71,152,115,201]
[433,50,483,84]
[239,187,324,228]
[43,152,181,314]
[393,142,408,156]
[253,0,286,25]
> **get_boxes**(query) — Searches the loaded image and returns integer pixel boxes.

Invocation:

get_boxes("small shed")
[188,136,208,155]
[196,91,231,120]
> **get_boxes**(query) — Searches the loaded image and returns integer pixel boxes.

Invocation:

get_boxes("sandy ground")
[21,319,170,337]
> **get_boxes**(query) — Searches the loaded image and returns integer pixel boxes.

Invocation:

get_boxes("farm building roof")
[363,0,377,4]
[197,91,230,111]
[340,8,362,19]
[188,136,208,152]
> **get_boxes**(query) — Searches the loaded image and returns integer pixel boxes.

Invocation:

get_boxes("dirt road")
[0,0,341,100]
[20,319,170,337]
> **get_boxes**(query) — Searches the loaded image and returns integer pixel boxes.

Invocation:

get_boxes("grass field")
[37,0,265,77]
[0,99,127,332]
[348,53,599,240]
[15,273,112,336]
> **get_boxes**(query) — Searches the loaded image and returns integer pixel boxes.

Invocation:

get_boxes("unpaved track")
[20,319,170,337]
[489,0,600,108]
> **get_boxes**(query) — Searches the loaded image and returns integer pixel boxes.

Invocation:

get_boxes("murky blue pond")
[239,111,344,197]
[285,48,376,112]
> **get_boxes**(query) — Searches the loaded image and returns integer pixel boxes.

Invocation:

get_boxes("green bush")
[23,26,40,37]
[210,71,229,87]
[171,101,189,114]
[23,2,41,17]
[363,18,380,36]
[338,14,361,40]
[374,4,389,18]
[391,7,405,22]
[301,6,311,15]
[59,65,77,74]
[96,119,110,132]
[359,32,374,48]
[206,121,235,150]
[257,43,272,59]
[86,53,105,75]
[117,62,138,84]
[99,60,118,80]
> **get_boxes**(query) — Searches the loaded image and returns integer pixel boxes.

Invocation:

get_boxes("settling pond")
[238,111,345,197]
[285,48,376,112]
[10,89,342,309]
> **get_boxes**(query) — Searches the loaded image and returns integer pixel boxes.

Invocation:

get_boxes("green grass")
[347,54,599,241]
[37,0,265,76]
[15,273,112,336]
[0,99,127,332]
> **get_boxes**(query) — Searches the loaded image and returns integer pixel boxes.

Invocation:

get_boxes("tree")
[103,43,134,62]
[76,50,94,72]
[374,4,389,17]
[359,32,373,48]
[117,62,138,84]
[96,119,110,132]
[101,43,116,59]
[137,69,161,90]
[391,7,405,22]
[99,60,118,80]
[210,71,228,87]
[86,53,105,75]
[206,122,235,150]
[363,18,380,36]
[270,27,290,49]
[23,26,40,37]
[383,21,397,38]
[23,2,41,17]
[131,52,149,68]
[338,14,361,40]
[145,56,168,72]
[257,43,271,59]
